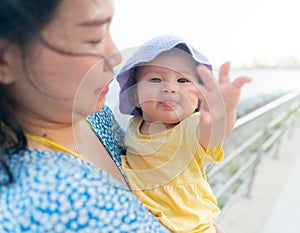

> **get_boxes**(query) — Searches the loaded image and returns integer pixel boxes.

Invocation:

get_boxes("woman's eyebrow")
[76,17,112,27]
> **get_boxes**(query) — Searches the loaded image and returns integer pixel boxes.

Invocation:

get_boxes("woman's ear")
[0,41,13,85]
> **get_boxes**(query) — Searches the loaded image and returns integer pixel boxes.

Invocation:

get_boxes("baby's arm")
[191,62,251,149]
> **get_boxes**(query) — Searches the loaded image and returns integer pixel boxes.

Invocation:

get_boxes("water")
[106,68,300,125]
[228,68,300,116]
[228,68,300,100]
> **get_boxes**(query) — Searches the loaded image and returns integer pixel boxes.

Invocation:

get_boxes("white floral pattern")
[0,106,169,232]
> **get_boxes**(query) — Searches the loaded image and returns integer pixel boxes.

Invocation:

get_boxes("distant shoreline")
[232,66,300,70]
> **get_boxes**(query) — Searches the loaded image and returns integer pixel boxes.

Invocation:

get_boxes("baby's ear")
[130,88,140,107]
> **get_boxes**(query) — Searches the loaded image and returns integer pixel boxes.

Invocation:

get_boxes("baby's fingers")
[219,61,231,84]
[232,76,252,88]
[197,65,217,91]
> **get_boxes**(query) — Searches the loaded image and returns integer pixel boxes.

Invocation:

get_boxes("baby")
[117,35,251,232]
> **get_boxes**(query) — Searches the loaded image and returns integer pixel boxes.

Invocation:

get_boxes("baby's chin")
[163,112,192,124]
[161,119,181,128]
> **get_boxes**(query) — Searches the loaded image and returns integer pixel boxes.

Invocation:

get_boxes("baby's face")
[135,48,200,125]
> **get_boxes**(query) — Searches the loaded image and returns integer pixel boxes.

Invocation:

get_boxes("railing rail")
[234,90,300,129]
[207,89,300,220]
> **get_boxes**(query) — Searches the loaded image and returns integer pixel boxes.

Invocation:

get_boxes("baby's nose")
[161,83,177,94]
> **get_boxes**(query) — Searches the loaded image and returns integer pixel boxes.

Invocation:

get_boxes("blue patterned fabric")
[0,105,169,233]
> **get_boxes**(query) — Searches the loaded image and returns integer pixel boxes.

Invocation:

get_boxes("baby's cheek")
[185,91,199,109]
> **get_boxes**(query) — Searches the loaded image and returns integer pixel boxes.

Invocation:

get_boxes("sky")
[111,0,299,68]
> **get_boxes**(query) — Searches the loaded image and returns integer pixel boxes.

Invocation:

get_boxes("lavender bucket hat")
[116,34,212,116]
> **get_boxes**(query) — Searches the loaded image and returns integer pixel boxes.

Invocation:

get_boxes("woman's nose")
[103,34,122,68]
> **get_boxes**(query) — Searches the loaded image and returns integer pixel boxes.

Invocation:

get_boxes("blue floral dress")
[0,106,169,233]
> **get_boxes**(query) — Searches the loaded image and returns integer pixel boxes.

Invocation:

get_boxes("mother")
[0,0,168,232]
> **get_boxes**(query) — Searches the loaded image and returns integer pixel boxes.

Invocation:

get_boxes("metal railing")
[207,89,300,220]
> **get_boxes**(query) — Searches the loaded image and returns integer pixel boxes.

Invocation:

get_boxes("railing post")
[211,90,300,215]
[245,150,262,197]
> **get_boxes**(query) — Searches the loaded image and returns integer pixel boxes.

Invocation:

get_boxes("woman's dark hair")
[0,0,63,185]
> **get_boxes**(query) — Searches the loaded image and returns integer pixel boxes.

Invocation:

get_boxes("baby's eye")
[149,77,162,83]
[177,77,190,83]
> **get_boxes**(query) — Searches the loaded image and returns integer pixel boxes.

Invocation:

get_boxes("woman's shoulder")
[87,105,115,126]
[86,105,125,162]
[86,105,124,146]
[0,149,168,232]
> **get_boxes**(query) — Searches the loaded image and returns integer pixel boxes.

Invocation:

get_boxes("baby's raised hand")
[190,61,252,125]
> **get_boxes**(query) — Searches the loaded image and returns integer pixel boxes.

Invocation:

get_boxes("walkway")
[218,120,300,233]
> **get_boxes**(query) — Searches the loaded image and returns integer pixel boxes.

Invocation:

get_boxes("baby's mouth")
[160,101,177,109]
